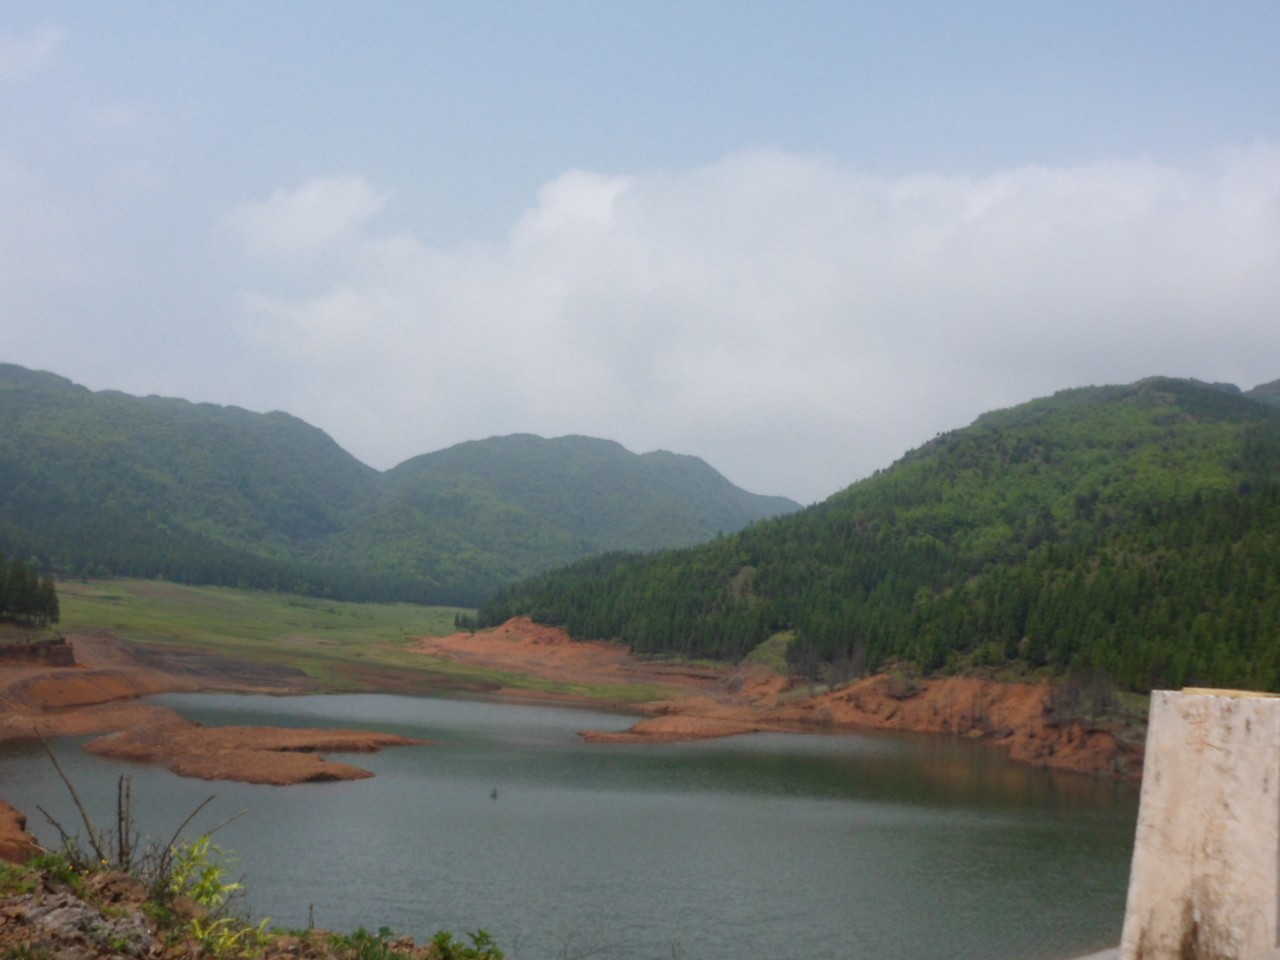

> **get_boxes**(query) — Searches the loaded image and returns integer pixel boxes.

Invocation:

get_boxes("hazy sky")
[3,3,1279,503]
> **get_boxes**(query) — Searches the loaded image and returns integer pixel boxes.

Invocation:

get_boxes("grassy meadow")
[54,579,663,702]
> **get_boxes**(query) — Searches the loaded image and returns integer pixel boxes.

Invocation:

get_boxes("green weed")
[168,835,241,910]
[26,852,78,888]
[329,926,411,960]
[431,929,504,960]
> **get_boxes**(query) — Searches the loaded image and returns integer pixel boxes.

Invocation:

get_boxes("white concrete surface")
[1118,689,1280,960]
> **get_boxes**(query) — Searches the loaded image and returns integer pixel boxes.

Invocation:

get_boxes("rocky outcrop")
[0,858,457,959]
[1,888,154,960]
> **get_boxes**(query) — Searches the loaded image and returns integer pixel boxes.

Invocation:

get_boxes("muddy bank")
[0,630,424,786]
[1,630,297,744]
[783,672,1141,777]
[84,721,424,785]
[424,619,1144,779]
[579,674,1141,778]
[1,621,1143,789]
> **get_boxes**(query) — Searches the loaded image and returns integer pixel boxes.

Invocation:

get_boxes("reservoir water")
[0,693,1138,960]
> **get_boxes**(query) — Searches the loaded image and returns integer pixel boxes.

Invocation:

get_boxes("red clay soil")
[791,673,1136,776]
[0,630,423,787]
[0,800,42,865]
[0,628,312,743]
[417,618,771,699]
[83,722,423,785]
[421,618,1143,779]
[1,618,1140,798]
[0,618,1143,863]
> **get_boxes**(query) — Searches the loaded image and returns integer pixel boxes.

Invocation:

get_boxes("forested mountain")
[0,364,799,605]
[1248,378,1280,408]
[319,435,799,602]
[478,377,1280,694]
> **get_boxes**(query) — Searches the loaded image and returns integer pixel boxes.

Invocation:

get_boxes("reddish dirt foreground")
[0,630,423,787]
[420,618,1144,779]
[0,800,41,864]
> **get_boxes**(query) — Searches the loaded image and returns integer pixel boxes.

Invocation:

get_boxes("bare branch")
[37,729,106,863]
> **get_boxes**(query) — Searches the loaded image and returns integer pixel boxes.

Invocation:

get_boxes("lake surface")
[0,693,1138,960]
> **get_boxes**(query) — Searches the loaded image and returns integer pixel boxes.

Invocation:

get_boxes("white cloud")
[0,24,61,82]
[512,170,632,239]
[229,146,1280,502]
[226,177,389,262]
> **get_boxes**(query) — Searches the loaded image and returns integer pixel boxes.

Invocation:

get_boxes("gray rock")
[8,890,155,958]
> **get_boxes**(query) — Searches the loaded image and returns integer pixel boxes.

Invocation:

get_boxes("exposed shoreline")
[1,618,1144,861]
[418,618,1145,779]
[0,629,423,786]
[3,620,1146,781]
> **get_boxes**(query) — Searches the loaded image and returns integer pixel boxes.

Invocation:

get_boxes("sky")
[2,3,1279,504]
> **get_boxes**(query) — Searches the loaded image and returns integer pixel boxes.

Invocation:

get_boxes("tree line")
[0,553,59,626]
[477,380,1280,695]
[478,482,1280,693]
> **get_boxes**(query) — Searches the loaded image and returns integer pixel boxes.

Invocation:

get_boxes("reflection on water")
[0,693,1137,960]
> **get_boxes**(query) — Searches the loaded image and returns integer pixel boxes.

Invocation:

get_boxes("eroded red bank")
[1,617,1142,856]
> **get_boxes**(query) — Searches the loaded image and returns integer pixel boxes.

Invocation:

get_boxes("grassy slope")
[55,580,663,702]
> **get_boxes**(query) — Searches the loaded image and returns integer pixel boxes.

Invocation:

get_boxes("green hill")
[478,377,1280,693]
[323,435,799,603]
[1247,378,1280,408]
[0,364,799,605]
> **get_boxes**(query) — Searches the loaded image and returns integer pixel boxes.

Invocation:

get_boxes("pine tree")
[36,575,60,626]
[6,558,35,622]
[0,558,58,626]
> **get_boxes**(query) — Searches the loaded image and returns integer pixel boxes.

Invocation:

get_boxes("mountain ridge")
[478,375,1280,694]
[0,364,799,605]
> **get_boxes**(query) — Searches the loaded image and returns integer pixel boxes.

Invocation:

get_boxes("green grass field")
[54,579,664,702]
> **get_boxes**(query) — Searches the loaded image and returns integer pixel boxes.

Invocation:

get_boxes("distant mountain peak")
[1247,378,1280,408]
[0,364,799,606]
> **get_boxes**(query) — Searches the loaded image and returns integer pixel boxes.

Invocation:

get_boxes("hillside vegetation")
[0,365,797,606]
[479,377,1280,694]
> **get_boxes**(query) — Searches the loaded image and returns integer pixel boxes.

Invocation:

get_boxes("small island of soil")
[0,630,424,786]
[83,721,424,785]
